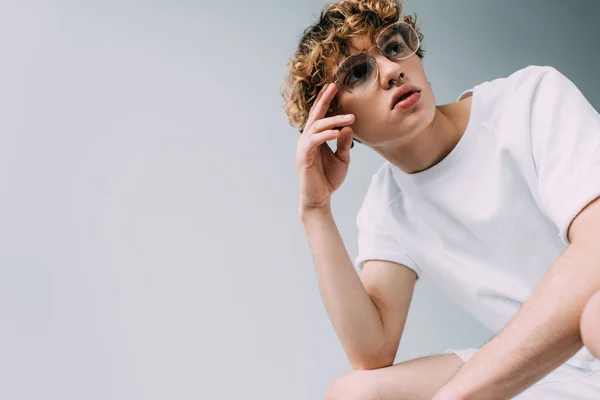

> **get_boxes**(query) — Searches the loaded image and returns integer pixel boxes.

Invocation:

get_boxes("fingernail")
[344,114,353,120]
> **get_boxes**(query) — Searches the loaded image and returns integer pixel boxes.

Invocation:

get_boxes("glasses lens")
[335,53,377,94]
[376,22,419,60]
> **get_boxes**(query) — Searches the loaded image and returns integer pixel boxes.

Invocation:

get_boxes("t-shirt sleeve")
[529,67,600,245]
[354,169,421,277]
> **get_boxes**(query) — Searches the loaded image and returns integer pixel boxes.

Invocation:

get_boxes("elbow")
[349,352,396,371]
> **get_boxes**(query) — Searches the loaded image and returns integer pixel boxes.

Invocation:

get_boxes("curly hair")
[281,0,425,131]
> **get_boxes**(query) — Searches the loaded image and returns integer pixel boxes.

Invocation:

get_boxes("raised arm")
[297,83,416,369]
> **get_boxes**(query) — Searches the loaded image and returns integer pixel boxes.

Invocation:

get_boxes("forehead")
[346,35,375,53]
[333,24,404,62]
[345,23,402,51]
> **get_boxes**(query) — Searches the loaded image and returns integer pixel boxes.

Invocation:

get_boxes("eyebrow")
[330,38,374,69]
[378,30,396,44]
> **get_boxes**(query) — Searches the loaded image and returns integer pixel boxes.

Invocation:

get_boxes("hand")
[296,83,355,214]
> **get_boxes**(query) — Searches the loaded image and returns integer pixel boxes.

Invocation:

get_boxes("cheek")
[422,89,437,117]
[338,95,382,129]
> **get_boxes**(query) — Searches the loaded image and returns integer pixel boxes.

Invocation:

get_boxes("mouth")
[391,85,421,110]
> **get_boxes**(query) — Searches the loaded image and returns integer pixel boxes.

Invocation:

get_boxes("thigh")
[372,353,464,400]
[329,353,464,400]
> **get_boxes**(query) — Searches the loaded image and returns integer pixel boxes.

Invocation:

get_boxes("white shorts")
[444,347,600,399]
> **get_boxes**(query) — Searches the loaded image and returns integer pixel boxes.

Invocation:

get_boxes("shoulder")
[503,65,566,96]
[502,64,557,82]
[483,64,559,89]
[466,65,563,131]
[499,65,579,123]
[488,65,567,102]
[461,65,560,101]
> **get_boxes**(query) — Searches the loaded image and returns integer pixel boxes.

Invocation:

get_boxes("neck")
[373,97,472,174]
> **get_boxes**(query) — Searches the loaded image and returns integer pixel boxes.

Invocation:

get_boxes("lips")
[391,84,421,110]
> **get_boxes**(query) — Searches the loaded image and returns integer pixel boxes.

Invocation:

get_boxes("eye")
[384,40,406,58]
[344,62,369,86]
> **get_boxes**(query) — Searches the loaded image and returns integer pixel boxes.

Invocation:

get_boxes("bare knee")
[324,370,379,400]
[581,290,600,359]
[324,353,462,400]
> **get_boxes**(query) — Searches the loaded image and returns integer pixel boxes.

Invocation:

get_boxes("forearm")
[301,206,386,368]
[436,239,600,400]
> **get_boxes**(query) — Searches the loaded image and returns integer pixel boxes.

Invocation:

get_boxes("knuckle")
[297,138,309,152]
[296,145,309,159]
[311,120,324,132]
[297,135,308,148]
[301,135,316,148]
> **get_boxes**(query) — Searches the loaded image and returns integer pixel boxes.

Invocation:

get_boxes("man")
[282,0,600,398]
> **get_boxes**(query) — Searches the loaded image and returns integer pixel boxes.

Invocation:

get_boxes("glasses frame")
[333,21,420,95]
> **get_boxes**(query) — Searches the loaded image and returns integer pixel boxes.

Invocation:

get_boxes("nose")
[376,54,404,90]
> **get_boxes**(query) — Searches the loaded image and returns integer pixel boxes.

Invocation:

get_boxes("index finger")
[309,83,329,115]
[300,84,329,134]
[305,83,338,132]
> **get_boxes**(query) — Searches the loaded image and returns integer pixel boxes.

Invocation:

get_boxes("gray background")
[1,0,599,399]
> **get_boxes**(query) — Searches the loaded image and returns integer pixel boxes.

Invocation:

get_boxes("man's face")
[333,35,435,147]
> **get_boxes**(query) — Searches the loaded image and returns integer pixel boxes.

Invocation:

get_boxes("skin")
[581,290,600,359]
[295,32,476,399]
[296,21,600,400]
[297,34,472,213]
[335,36,473,175]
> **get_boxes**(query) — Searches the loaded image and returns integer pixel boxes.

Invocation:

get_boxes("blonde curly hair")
[281,0,425,131]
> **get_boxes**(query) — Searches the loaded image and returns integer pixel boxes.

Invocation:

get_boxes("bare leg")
[324,353,465,400]
[581,290,600,359]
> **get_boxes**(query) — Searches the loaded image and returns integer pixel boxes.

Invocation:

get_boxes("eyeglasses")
[333,22,420,95]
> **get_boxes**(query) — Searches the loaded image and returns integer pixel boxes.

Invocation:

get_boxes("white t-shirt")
[354,65,600,369]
